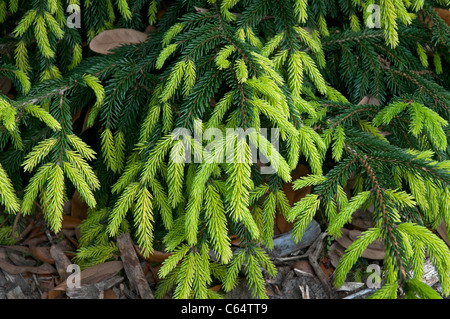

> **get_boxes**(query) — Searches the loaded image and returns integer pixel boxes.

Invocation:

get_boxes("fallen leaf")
[358,96,380,105]
[293,260,314,276]
[52,260,124,291]
[1,245,30,255]
[209,285,222,292]
[89,29,149,55]
[350,206,375,229]
[357,96,370,105]
[50,245,72,283]
[62,215,82,230]
[135,246,172,263]
[7,251,36,267]
[335,228,385,260]
[22,234,47,246]
[348,229,384,251]
[367,96,380,105]
[29,246,55,265]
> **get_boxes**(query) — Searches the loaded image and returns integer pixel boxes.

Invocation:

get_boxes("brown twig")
[307,233,336,298]
[11,211,22,241]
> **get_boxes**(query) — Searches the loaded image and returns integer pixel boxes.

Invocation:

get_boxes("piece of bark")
[117,233,154,299]
[66,276,123,299]
[50,245,72,283]
[6,286,27,299]
[1,268,41,299]
[0,248,55,275]
[0,271,6,299]
[0,259,56,275]
[120,283,138,299]
[422,258,439,287]
[7,251,36,267]
[271,219,321,258]
[66,284,103,299]
[336,282,365,292]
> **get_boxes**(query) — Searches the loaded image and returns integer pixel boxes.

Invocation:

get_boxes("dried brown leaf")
[89,29,148,55]
[52,260,124,292]
[29,246,55,265]
[135,245,172,263]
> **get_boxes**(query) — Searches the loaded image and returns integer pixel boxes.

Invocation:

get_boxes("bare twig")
[275,251,309,262]
[307,233,337,298]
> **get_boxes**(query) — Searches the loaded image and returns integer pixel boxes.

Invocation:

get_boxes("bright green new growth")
[0,0,449,300]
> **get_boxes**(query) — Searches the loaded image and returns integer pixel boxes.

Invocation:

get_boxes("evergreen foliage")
[0,0,449,299]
